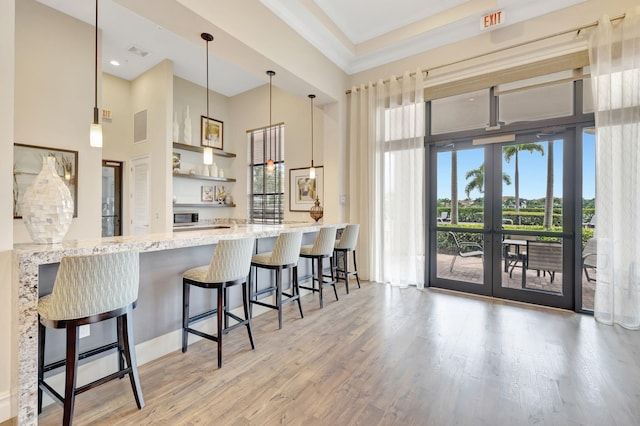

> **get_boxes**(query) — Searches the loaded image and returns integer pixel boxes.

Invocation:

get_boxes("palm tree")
[503,143,545,213]
[464,163,512,199]
[543,141,554,228]
[451,151,458,224]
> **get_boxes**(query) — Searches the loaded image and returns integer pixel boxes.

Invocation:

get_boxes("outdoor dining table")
[503,238,527,274]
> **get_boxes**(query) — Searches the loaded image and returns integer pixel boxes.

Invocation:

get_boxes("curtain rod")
[345,13,625,95]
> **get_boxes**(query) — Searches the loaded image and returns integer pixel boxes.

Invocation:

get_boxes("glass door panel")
[435,145,486,288]
[581,128,596,311]
[494,134,572,308]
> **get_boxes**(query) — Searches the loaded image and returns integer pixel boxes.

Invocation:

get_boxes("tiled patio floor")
[435,253,595,311]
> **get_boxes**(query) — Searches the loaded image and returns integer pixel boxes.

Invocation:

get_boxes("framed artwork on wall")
[13,143,78,218]
[289,166,323,212]
[201,185,214,202]
[201,116,223,150]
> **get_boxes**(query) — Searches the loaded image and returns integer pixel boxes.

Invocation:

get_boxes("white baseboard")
[0,389,15,423]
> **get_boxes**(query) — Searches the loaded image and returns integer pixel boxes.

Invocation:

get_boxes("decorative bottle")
[183,106,192,145]
[21,156,74,243]
[173,112,180,142]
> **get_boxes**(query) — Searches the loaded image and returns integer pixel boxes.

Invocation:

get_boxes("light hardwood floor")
[35,282,640,425]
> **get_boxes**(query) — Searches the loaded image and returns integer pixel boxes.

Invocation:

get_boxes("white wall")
[13,0,102,244]
[130,60,174,233]
[229,84,325,223]
[0,0,15,421]
[102,73,133,235]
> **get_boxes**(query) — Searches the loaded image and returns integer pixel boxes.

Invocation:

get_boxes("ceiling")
[37,0,587,97]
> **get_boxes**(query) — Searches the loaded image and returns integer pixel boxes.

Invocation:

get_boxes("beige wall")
[102,73,133,234]
[348,0,639,89]
[229,84,325,223]
[130,60,174,233]
[0,0,14,420]
[13,0,102,244]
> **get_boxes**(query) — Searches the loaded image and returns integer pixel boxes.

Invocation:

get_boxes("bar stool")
[37,250,144,426]
[334,224,361,294]
[182,238,255,368]
[249,231,303,329]
[299,226,338,308]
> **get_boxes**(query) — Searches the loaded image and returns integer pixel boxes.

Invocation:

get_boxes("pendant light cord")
[269,71,273,164]
[93,0,99,123]
[310,95,314,168]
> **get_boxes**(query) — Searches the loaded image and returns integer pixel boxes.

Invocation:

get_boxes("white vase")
[21,156,73,244]
[173,112,180,142]
[183,106,192,145]
[211,162,218,178]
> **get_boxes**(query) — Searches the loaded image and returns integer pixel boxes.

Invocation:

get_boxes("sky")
[437,132,596,201]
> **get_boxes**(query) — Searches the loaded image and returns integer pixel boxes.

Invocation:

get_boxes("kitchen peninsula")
[13,222,334,425]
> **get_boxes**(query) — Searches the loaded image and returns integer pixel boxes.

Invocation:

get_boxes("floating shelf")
[172,142,236,158]
[173,203,236,208]
[172,172,236,182]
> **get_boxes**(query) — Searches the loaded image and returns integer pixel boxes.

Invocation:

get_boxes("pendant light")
[201,32,214,165]
[89,0,102,147]
[308,94,316,179]
[266,70,276,174]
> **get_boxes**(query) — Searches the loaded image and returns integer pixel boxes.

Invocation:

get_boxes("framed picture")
[201,185,214,202]
[13,144,78,218]
[289,166,323,212]
[172,152,181,171]
[215,185,227,204]
[201,116,223,150]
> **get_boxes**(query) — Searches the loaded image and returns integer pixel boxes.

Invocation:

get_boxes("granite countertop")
[13,222,334,260]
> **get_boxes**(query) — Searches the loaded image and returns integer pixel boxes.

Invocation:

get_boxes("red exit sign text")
[481,10,505,30]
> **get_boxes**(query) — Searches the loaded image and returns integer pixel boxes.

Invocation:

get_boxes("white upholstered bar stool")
[182,238,255,368]
[299,226,338,308]
[334,224,361,294]
[249,231,304,329]
[37,250,144,426]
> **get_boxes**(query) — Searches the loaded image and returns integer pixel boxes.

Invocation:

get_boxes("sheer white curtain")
[348,70,425,288]
[589,7,640,329]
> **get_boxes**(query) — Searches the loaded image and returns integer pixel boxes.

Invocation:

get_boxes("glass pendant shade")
[309,165,315,179]
[90,122,102,147]
[203,147,214,165]
[266,159,275,174]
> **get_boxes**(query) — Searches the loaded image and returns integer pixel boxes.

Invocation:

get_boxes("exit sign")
[481,10,505,30]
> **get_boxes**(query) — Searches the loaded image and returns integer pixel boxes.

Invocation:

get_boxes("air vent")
[134,110,147,143]
[128,45,149,57]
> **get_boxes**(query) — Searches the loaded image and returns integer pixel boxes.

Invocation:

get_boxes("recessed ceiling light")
[110,60,120,66]
[469,97,475,102]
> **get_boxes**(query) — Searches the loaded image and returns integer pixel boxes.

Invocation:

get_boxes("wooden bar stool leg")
[353,250,361,288]
[294,266,304,318]
[248,266,254,319]
[316,257,324,308]
[182,281,190,353]
[38,321,45,415]
[342,251,349,294]
[224,284,230,330]
[121,309,145,409]
[63,325,79,426]
[330,256,339,300]
[117,315,126,378]
[276,267,283,329]
[216,286,224,368]
[242,281,255,349]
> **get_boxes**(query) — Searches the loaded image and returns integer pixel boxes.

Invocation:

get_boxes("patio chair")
[524,240,562,288]
[582,214,596,228]
[582,238,597,283]
[449,231,483,272]
[438,211,450,223]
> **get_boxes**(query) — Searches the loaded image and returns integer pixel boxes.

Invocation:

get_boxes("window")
[248,124,285,223]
